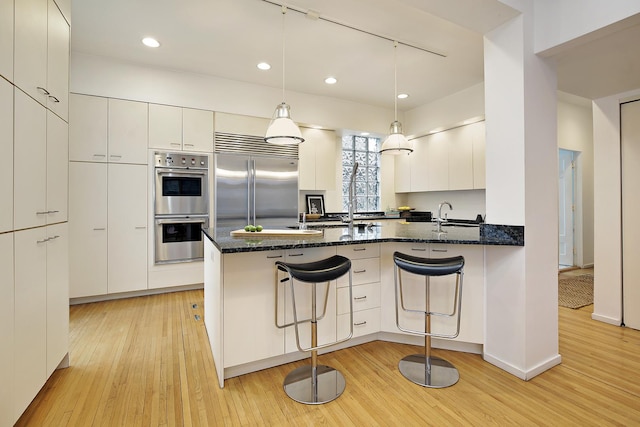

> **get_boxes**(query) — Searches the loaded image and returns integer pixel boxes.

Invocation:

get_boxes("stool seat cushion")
[276,255,352,283]
[393,252,464,276]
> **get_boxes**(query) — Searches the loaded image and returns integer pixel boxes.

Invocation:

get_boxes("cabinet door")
[0,0,13,81]
[409,136,428,192]
[183,108,213,152]
[69,94,108,162]
[46,0,69,121]
[14,90,47,230]
[298,129,316,190]
[223,250,286,367]
[108,164,148,293]
[46,223,69,375]
[69,162,108,298]
[214,111,270,137]
[47,111,69,223]
[14,0,48,104]
[14,228,47,420]
[149,104,182,150]
[394,150,412,193]
[0,233,14,427]
[472,122,486,189]
[429,244,484,344]
[0,79,12,232]
[427,133,449,191]
[108,98,148,164]
[299,128,337,191]
[448,125,474,191]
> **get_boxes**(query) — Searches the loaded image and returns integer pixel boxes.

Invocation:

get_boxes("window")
[341,135,381,212]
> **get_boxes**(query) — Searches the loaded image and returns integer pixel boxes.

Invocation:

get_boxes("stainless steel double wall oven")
[154,152,209,264]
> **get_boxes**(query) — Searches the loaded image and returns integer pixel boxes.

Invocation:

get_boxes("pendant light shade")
[380,41,412,155]
[265,6,304,145]
[265,102,304,145]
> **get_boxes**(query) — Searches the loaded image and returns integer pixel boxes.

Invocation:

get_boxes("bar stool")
[393,251,465,388]
[275,255,353,404]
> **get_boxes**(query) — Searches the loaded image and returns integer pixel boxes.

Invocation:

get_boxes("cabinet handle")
[36,210,48,215]
[48,95,60,103]
[170,143,181,147]
[354,269,366,274]
[411,248,426,252]
[37,238,49,244]
[266,255,283,259]
[110,155,122,159]
[37,86,50,95]
[93,154,106,158]
[49,210,59,214]
[354,321,367,326]
[135,226,146,230]
[354,296,367,301]
[353,248,366,252]
[184,143,194,147]
[93,227,106,231]
[48,235,60,241]
[432,249,448,253]
[289,253,304,257]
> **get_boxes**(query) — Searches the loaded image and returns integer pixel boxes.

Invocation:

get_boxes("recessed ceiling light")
[257,62,271,70]
[397,93,409,99]
[324,77,337,85]
[142,37,160,48]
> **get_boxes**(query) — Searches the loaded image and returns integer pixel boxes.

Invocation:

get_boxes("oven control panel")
[154,152,208,169]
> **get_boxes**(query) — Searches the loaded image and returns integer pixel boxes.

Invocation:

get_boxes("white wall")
[592,87,640,325]
[533,0,640,54]
[558,94,594,267]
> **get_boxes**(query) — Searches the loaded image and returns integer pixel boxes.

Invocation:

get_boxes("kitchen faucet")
[435,201,452,232]
[345,162,359,227]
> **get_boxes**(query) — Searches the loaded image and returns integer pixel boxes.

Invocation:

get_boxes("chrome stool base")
[283,364,346,405]
[398,354,459,388]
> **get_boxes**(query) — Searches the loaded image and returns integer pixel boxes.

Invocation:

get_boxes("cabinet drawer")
[337,282,380,315]
[337,308,381,339]
[285,246,336,263]
[337,243,380,259]
[337,257,379,287]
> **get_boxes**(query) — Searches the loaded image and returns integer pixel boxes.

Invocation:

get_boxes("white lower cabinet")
[107,164,147,294]
[69,162,147,297]
[223,250,286,367]
[0,232,14,427]
[380,243,484,345]
[0,79,13,233]
[14,224,69,421]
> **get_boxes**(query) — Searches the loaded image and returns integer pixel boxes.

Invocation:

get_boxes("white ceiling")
[71,0,640,112]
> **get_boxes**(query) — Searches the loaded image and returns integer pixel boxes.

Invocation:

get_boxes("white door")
[558,149,575,268]
[622,100,640,330]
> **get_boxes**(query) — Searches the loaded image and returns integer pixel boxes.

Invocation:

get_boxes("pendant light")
[265,6,304,145]
[380,41,412,155]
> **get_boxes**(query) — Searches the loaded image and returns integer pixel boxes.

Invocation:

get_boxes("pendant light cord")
[281,5,286,103]
[393,40,398,122]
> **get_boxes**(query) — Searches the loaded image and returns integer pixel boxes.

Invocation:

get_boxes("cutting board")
[230,229,323,238]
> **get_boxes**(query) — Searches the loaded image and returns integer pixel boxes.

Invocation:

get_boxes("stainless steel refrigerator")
[215,154,298,229]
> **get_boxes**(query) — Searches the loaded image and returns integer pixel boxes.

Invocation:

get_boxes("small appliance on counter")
[405,211,432,222]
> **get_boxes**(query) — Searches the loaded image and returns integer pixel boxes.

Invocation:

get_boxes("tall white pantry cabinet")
[0,0,71,425]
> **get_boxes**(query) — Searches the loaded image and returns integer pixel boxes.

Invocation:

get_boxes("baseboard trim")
[483,352,562,380]
[70,283,204,305]
[591,312,621,326]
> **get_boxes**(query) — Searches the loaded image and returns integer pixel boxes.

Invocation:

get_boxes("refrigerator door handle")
[250,159,257,225]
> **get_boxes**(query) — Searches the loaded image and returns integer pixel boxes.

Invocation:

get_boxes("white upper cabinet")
[108,98,148,164]
[14,90,47,231]
[214,111,269,137]
[299,128,337,191]
[426,133,449,192]
[410,137,429,192]
[150,104,213,152]
[14,0,48,105]
[394,152,412,193]
[183,107,213,152]
[47,110,69,223]
[0,80,12,233]
[149,104,182,150]
[14,0,69,119]
[69,94,108,162]
[0,0,13,81]
[448,125,474,191]
[46,0,69,121]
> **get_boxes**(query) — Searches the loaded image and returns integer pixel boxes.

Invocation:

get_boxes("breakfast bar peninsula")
[203,221,523,387]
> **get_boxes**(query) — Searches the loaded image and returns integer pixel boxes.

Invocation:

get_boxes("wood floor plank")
[15,271,640,426]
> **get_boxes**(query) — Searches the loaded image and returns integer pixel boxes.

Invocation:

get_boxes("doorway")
[559,149,575,269]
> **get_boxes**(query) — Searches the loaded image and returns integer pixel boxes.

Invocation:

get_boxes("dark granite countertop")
[203,221,523,254]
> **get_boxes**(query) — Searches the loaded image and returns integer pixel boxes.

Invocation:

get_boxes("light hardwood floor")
[17,269,640,426]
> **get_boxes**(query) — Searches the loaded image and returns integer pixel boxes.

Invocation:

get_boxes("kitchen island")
[203,221,523,387]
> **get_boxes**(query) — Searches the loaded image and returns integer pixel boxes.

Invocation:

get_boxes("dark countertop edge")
[203,224,524,254]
